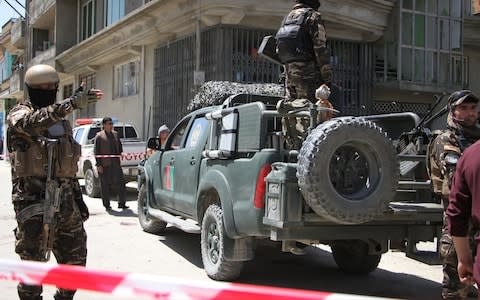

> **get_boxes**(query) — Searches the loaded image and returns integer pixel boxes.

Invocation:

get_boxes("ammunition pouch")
[276,8,314,64]
[14,143,47,177]
[55,139,81,177]
[13,120,81,178]
[16,203,44,223]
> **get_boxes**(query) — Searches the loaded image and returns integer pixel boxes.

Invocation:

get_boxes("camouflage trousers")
[281,64,324,150]
[277,98,310,150]
[13,195,87,300]
[440,214,476,300]
[285,63,321,102]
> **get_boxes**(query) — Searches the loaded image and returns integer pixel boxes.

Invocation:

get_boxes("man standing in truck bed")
[94,117,128,210]
[428,90,480,299]
[275,0,333,150]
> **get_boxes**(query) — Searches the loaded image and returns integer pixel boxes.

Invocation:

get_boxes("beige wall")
[144,46,155,139]
[85,45,157,140]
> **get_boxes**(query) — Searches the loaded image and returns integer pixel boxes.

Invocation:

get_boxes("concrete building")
[2,0,480,138]
[0,18,25,152]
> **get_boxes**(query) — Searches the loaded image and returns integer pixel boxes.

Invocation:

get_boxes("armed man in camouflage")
[428,90,480,299]
[7,64,102,300]
[275,0,333,150]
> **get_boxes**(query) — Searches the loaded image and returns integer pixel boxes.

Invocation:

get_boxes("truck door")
[155,117,191,211]
[170,117,209,216]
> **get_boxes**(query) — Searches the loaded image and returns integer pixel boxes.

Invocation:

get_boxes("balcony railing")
[30,45,56,67]
[11,20,25,49]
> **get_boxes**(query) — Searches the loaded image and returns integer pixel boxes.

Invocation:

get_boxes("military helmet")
[24,64,59,87]
[447,90,479,110]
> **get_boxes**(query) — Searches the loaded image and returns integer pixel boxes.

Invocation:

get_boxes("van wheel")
[331,240,381,274]
[297,117,399,224]
[85,168,101,198]
[201,204,243,281]
[137,185,167,234]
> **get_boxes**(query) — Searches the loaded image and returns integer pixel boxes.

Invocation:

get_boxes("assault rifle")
[38,136,61,262]
[397,92,448,154]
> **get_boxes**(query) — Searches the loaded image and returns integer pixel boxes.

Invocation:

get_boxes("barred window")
[63,84,73,100]
[400,0,467,85]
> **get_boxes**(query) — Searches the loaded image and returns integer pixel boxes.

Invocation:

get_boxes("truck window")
[74,128,85,144]
[87,127,101,141]
[185,117,208,148]
[166,118,190,150]
[124,126,138,138]
[114,126,124,138]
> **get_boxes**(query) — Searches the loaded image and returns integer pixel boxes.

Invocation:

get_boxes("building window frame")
[63,83,74,100]
[113,58,140,99]
[78,73,97,117]
[398,0,466,86]
[81,0,96,41]
[105,0,125,26]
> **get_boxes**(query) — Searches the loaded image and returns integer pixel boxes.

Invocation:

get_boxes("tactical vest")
[13,120,81,178]
[426,130,474,195]
[275,8,315,64]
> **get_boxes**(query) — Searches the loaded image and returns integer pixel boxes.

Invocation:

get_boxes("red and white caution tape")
[82,153,146,160]
[91,154,123,158]
[0,259,394,300]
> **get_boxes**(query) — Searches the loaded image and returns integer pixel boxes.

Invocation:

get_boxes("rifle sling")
[16,204,44,223]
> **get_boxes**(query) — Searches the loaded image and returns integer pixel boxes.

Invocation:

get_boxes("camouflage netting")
[187,81,285,112]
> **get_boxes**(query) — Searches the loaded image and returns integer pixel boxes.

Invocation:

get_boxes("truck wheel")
[297,117,399,224]
[201,204,243,281]
[331,240,381,274]
[137,185,167,234]
[85,168,101,198]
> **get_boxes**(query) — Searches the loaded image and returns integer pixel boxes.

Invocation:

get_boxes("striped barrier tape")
[0,153,142,159]
[0,259,395,300]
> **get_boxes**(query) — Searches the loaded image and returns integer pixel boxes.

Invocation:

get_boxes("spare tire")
[297,117,399,224]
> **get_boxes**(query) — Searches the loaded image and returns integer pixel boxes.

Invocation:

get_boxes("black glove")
[75,192,90,222]
[70,86,98,109]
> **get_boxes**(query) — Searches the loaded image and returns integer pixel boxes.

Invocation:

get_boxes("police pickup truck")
[73,118,146,197]
[138,94,442,281]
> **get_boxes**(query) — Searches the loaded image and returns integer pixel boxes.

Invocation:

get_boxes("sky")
[0,0,25,30]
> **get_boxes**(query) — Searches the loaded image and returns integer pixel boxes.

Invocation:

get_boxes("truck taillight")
[254,164,272,209]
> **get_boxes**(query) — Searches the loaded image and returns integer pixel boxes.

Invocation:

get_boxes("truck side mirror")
[147,137,160,150]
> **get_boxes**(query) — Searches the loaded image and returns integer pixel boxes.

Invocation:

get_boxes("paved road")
[0,161,450,299]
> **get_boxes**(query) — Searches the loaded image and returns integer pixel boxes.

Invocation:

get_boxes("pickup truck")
[73,118,146,197]
[137,94,442,281]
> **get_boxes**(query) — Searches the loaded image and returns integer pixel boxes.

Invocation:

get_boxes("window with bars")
[400,0,467,85]
[81,0,96,41]
[114,58,139,98]
[63,84,73,100]
[376,0,469,87]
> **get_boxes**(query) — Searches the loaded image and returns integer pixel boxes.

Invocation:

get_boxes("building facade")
[0,0,479,138]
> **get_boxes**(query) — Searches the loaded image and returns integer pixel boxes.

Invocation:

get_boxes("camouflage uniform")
[8,100,88,300]
[276,2,332,150]
[429,114,479,299]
